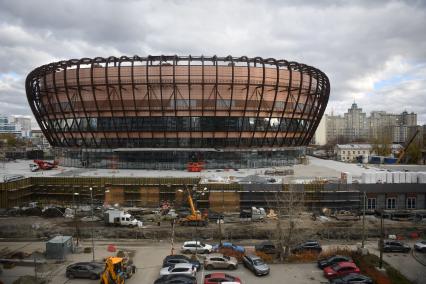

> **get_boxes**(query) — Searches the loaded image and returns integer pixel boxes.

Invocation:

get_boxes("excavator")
[396,129,419,164]
[178,187,208,226]
[100,256,134,284]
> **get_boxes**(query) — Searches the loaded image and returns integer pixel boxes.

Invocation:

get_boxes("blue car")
[213,242,245,253]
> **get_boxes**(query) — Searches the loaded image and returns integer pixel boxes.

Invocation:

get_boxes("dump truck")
[104,209,142,227]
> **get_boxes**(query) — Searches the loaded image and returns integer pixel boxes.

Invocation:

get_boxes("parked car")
[159,263,197,277]
[154,274,197,284]
[204,253,238,270]
[291,241,322,254]
[242,254,270,276]
[204,272,241,284]
[66,262,104,280]
[382,240,411,253]
[255,241,277,255]
[182,241,213,254]
[414,240,426,252]
[213,242,245,253]
[207,210,224,221]
[323,262,360,279]
[317,255,353,269]
[330,273,373,284]
[163,254,201,271]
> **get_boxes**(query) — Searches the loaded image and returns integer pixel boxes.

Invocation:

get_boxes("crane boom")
[186,188,197,216]
[396,129,419,164]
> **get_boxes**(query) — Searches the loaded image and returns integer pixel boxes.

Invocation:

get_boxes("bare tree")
[269,181,305,262]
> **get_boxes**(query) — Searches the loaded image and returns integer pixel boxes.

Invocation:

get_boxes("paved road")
[1,240,425,284]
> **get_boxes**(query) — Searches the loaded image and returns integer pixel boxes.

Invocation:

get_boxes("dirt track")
[1,214,425,243]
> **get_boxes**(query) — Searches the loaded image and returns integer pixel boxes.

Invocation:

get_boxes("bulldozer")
[178,187,208,226]
[100,257,130,284]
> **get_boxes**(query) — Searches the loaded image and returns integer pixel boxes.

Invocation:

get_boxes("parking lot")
[1,240,425,284]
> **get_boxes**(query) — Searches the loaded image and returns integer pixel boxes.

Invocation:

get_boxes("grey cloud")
[0,0,425,123]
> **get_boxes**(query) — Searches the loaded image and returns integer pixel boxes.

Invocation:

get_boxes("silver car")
[242,254,270,276]
[204,253,238,270]
[159,263,196,277]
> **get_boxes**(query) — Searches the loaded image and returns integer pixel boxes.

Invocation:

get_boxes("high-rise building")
[343,103,369,141]
[321,104,418,144]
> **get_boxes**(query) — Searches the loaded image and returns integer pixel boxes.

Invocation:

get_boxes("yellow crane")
[178,187,208,226]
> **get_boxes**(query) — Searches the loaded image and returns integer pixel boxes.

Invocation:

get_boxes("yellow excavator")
[100,257,126,284]
[178,187,208,226]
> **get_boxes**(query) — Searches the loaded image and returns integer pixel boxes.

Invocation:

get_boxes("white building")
[335,143,403,162]
[335,144,372,162]
[9,116,32,138]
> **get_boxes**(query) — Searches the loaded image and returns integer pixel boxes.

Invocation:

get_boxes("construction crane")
[178,187,208,226]
[396,129,420,164]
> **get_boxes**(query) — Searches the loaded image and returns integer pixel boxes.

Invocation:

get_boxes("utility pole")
[90,187,95,261]
[171,219,175,255]
[362,191,366,248]
[379,211,384,269]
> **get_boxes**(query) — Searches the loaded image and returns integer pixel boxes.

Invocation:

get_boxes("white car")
[182,241,213,254]
[159,263,196,277]
[414,240,426,252]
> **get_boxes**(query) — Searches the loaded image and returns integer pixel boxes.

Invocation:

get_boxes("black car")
[330,273,373,284]
[382,240,411,253]
[291,241,322,254]
[162,255,201,271]
[255,241,277,255]
[317,255,353,269]
[154,274,196,284]
[242,254,270,276]
[65,262,104,280]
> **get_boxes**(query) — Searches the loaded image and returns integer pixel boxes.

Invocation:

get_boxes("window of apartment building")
[353,151,355,154]
[367,198,376,210]
[386,197,396,209]
[358,151,360,154]
[406,197,416,209]
[342,150,345,154]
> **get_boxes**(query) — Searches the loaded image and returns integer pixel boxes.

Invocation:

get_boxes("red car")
[323,262,360,279]
[204,272,241,284]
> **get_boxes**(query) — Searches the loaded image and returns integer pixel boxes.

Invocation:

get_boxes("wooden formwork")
[139,186,160,207]
[209,191,240,213]
[104,187,125,205]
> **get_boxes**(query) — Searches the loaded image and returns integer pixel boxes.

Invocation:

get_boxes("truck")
[104,209,143,227]
[240,207,266,221]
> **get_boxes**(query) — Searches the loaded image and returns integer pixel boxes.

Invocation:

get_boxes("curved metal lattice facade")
[26,55,330,149]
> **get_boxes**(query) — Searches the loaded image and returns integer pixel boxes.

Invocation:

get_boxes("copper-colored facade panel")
[26,55,330,149]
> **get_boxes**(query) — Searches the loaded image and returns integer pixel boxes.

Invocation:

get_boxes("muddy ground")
[1,214,425,243]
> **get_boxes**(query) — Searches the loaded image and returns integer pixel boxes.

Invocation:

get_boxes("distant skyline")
[0,0,425,124]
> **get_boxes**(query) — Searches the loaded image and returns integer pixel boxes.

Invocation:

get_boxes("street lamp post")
[73,192,80,246]
[89,187,95,261]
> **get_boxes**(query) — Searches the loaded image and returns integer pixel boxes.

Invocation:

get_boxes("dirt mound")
[12,276,46,284]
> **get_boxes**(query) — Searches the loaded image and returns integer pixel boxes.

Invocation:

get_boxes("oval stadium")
[26,55,330,169]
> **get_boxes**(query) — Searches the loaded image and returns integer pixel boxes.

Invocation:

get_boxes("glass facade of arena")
[59,147,305,169]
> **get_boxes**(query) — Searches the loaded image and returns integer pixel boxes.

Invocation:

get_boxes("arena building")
[26,55,330,169]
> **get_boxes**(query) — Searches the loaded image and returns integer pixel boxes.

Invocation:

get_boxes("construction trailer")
[46,235,74,259]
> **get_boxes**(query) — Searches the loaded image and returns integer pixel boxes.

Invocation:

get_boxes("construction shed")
[46,235,74,259]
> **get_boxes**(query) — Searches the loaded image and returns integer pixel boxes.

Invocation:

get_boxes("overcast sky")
[0,0,425,125]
